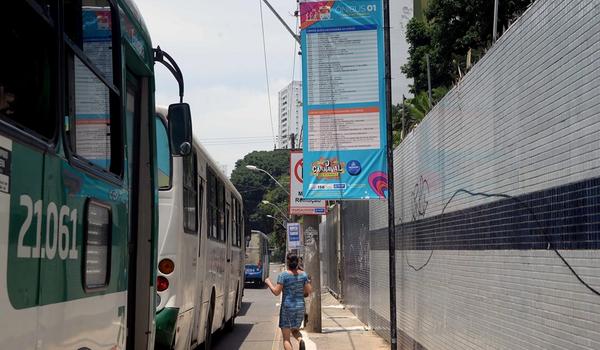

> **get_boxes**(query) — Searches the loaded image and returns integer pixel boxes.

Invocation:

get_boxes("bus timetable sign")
[290,150,327,215]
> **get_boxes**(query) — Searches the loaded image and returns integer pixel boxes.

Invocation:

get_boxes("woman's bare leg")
[281,328,293,350]
[292,329,303,342]
[292,329,305,349]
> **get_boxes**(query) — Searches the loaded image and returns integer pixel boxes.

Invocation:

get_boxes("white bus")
[245,230,270,286]
[154,107,245,349]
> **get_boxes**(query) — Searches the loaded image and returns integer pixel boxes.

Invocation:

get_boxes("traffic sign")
[290,150,327,215]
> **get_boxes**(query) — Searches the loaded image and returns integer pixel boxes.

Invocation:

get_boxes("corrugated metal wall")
[340,201,371,325]
[321,205,342,296]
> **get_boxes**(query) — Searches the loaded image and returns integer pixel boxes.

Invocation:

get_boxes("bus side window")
[218,181,225,242]
[208,169,218,240]
[84,200,111,290]
[198,181,204,235]
[231,199,238,247]
[64,0,122,175]
[0,2,57,141]
[183,151,198,234]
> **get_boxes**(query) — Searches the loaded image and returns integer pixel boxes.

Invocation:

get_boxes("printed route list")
[306,25,379,105]
[305,24,381,151]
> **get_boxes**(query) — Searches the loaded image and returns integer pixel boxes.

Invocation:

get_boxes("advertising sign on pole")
[290,150,327,215]
[300,1,388,200]
[287,223,302,249]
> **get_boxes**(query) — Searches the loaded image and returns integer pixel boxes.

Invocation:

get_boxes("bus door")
[125,71,155,350]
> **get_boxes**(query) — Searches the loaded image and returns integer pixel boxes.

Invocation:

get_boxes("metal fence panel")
[340,200,371,325]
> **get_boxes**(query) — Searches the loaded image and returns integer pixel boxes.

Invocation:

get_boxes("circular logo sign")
[346,160,362,176]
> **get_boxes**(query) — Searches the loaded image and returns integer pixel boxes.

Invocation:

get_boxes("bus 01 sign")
[290,150,327,215]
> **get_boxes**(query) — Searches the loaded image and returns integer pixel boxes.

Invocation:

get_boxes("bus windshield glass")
[155,116,171,189]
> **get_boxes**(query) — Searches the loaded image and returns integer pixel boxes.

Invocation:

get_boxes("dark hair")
[286,254,299,270]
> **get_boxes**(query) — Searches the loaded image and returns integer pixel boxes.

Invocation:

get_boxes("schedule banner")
[300,0,388,200]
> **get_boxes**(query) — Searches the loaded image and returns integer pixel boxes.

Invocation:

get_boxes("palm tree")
[393,86,449,146]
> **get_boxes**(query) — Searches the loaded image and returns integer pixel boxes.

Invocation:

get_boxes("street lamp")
[266,214,288,227]
[262,200,290,221]
[246,165,290,196]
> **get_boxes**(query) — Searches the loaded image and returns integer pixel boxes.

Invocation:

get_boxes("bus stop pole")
[383,0,398,349]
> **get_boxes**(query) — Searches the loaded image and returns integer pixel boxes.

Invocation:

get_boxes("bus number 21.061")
[17,195,79,260]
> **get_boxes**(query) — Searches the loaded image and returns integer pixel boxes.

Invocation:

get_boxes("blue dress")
[277,270,308,329]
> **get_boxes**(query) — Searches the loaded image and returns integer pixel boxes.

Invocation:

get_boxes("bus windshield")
[155,116,171,189]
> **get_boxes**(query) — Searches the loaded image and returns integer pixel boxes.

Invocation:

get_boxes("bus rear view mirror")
[168,103,192,156]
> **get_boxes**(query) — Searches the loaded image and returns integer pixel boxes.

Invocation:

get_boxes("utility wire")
[202,135,274,140]
[258,0,276,146]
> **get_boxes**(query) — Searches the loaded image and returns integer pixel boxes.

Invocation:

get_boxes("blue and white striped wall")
[367,0,600,348]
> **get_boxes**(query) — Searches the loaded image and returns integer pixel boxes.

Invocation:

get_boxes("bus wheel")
[225,290,238,332]
[203,298,215,350]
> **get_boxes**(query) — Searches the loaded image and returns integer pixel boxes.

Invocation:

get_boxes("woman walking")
[266,254,312,350]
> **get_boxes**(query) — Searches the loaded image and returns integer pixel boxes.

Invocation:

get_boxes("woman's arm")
[265,278,283,296]
[304,276,313,297]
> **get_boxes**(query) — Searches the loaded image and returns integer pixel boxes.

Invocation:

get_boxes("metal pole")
[263,201,291,221]
[426,54,432,108]
[261,0,301,44]
[401,95,406,140]
[493,0,499,42]
[259,168,290,195]
[383,0,398,349]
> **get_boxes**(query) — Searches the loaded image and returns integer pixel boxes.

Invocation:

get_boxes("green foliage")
[402,0,533,94]
[230,149,290,253]
[392,87,449,147]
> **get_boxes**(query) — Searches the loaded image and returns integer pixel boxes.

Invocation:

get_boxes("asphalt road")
[212,263,283,350]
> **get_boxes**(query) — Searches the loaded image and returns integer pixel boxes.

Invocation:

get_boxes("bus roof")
[120,0,150,39]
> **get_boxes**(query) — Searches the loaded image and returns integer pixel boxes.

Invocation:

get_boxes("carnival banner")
[300,0,388,199]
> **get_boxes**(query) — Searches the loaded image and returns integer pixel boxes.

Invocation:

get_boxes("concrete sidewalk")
[302,292,388,350]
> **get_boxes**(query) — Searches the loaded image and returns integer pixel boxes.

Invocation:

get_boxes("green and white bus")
[154,107,245,349]
[0,1,191,349]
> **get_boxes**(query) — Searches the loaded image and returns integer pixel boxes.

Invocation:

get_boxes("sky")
[136,0,414,176]
[136,0,301,176]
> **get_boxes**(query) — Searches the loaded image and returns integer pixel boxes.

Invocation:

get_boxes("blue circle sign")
[346,160,362,176]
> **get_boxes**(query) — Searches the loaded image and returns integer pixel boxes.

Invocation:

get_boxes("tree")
[230,149,290,259]
[392,87,448,147]
[402,0,534,94]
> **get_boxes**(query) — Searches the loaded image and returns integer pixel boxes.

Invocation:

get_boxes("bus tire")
[203,295,215,350]
[225,288,238,332]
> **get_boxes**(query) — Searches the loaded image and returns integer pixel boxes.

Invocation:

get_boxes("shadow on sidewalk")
[211,323,254,350]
